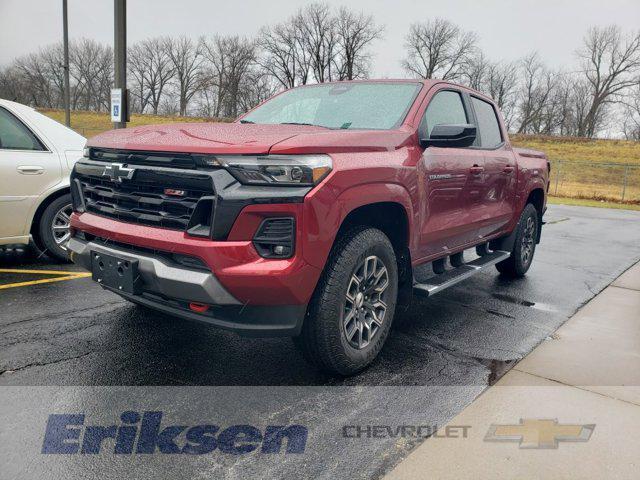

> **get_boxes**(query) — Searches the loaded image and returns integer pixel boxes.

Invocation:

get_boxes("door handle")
[470,165,484,175]
[17,166,44,175]
[502,165,515,174]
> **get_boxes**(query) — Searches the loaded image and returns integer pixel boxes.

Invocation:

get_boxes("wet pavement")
[1,204,639,479]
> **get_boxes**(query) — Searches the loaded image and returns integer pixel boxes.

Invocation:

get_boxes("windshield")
[241,82,422,130]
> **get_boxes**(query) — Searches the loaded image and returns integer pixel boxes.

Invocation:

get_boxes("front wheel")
[294,227,398,376]
[496,203,539,278]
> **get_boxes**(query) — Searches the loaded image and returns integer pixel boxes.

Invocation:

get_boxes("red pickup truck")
[68,80,549,375]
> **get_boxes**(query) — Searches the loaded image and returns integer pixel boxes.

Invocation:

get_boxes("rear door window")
[0,107,45,151]
[470,97,503,148]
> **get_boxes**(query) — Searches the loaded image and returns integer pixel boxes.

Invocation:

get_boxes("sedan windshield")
[240,82,422,130]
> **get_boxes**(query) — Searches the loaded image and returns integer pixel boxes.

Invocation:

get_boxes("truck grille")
[75,167,215,231]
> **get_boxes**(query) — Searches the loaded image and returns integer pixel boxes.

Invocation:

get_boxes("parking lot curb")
[384,260,640,480]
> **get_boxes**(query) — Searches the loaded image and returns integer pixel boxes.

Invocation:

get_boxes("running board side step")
[413,250,510,298]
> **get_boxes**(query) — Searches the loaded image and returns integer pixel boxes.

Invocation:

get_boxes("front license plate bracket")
[91,251,142,294]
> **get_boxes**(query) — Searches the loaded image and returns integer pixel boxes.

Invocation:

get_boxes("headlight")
[211,155,332,186]
[83,146,90,158]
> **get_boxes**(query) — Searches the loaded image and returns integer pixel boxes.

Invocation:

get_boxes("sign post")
[62,0,71,127]
[113,0,127,128]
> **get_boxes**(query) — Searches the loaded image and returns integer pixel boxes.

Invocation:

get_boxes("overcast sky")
[1,0,639,76]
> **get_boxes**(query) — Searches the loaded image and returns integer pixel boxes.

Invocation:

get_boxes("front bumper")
[68,235,307,336]
[68,237,240,305]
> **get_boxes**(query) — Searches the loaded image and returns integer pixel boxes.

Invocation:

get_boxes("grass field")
[40,109,640,206]
[547,196,640,211]
[510,134,640,205]
[39,109,220,138]
[509,134,640,165]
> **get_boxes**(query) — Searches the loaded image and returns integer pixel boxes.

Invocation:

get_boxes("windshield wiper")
[279,122,336,129]
[239,119,255,124]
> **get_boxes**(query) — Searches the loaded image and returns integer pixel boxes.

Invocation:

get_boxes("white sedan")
[0,99,85,260]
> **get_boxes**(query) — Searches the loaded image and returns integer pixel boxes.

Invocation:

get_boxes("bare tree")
[128,43,151,113]
[403,18,477,80]
[11,44,68,108]
[515,53,557,134]
[576,25,640,137]
[236,70,278,114]
[464,52,488,91]
[69,39,112,111]
[258,21,309,88]
[259,3,380,87]
[333,7,383,80]
[14,51,57,107]
[0,65,31,103]
[165,36,204,116]
[622,83,640,140]
[4,40,111,111]
[201,35,257,117]
[482,61,519,130]
[463,54,518,128]
[128,37,175,114]
[40,44,67,107]
[296,3,339,83]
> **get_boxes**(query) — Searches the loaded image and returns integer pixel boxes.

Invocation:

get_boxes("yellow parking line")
[0,269,91,290]
[0,268,86,276]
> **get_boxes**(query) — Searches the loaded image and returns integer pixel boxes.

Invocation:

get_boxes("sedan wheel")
[38,193,73,262]
[52,204,73,250]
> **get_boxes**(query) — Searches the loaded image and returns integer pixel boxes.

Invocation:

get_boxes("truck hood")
[87,122,413,155]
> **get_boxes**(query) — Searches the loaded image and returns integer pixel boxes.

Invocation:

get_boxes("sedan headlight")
[210,155,332,186]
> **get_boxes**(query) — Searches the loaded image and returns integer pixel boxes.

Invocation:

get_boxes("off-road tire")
[294,227,398,376]
[496,203,538,278]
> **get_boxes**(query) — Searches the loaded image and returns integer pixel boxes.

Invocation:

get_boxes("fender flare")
[494,182,547,252]
[336,182,414,228]
[517,177,547,213]
[302,182,415,269]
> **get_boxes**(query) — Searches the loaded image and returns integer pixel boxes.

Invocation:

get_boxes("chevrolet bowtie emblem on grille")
[102,162,135,182]
[485,419,595,449]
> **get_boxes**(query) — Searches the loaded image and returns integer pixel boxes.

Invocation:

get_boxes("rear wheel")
[38,194,72,262]
[294,227,398,376]
[496,203,538,278]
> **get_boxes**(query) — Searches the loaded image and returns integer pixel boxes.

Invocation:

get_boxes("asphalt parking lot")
[1,204,640,479]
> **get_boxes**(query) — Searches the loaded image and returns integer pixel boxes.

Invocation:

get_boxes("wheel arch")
[337,201,410,255]
[525,187,545,242]
[526,187,545,215]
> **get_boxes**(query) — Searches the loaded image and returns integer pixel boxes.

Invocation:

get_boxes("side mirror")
[420,124,476,148]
